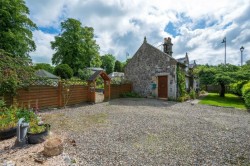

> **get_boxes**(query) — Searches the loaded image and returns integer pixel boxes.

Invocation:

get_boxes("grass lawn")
[199,93,247,110]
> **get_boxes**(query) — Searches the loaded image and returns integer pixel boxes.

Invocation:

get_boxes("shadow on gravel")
[108,98,178,108]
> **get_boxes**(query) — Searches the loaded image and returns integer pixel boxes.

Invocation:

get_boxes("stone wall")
[124,41,177,99]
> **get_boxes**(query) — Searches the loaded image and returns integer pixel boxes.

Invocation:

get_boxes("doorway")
[158,76,168,98]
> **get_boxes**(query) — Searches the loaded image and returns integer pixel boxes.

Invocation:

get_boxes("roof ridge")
[144,42,177,61]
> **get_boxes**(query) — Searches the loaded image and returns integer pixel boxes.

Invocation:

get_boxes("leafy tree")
[215,64,240,97]
[246,60,250,65]
[194,65,216,90]
[101,54,116,74]
[54,64,73,79]
[114,60,122,72]
[235,64,250,81]
[34,63,54,73]
[0,0,37,58]
[78,68,92,81]
[51,18,100,75]
[0,49,34,96]
[195,64,241,97]
[122,58,131,72]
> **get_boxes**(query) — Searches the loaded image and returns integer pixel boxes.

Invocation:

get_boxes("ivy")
[177,64,186,97]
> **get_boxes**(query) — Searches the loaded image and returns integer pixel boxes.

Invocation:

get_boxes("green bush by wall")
[230,80,247,96]
[242,81,250,108]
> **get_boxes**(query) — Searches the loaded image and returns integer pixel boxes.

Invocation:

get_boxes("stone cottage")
[124,37,197,99]
[176,53,198,92]
[125,37,178,99]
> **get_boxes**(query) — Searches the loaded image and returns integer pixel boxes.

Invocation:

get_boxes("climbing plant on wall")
[177,64,186,97]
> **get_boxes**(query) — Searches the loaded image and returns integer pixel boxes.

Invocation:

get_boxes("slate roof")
[86,67,104,71]
[145,42,177,61]
[35,69,59,79]
[108,72,124,78]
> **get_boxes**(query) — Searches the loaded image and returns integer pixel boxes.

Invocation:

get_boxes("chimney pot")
[163,37,173,56]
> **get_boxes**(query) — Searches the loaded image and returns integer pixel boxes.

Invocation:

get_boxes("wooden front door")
[158,76,168,98]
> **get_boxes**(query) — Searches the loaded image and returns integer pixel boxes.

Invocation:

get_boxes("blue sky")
[25,0,250,65]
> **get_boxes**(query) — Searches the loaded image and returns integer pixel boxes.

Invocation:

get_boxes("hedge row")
[242,81,250,108]
[230,81,248,96]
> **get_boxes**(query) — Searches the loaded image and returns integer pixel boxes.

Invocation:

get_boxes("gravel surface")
[1,98,250,165]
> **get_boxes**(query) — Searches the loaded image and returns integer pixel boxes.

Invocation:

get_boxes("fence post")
[58,81,63,107]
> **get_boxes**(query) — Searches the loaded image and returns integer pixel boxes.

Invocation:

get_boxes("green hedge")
[242,81,250,108]
[230,80,247,96]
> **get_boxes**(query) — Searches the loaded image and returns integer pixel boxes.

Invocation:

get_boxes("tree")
[101,54,116,74]
[114,60,122,72]
[0,49,34,96]
[51,18,100,75]
[194,65,216,90]
[78,68,92,81]
[246,60,250,65]
[0,0,37,58]
[54,64,73,79]
[34,63,54,73]
[195,64,240,97]
[214,64,239,97]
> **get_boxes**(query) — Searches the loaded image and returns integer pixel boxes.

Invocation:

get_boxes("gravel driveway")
[1,98,250,165]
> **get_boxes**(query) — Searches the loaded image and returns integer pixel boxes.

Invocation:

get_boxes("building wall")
[124,42,177,99]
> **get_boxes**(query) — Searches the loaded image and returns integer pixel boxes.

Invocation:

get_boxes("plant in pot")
[0,106,18,140]
[27,120,50,144]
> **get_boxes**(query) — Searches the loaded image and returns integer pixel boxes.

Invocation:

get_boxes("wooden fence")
[110,84,132,99]
[3,82,131,109]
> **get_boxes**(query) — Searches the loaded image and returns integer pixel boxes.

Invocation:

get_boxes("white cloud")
[25,0,250,65]
[30,30,55,64]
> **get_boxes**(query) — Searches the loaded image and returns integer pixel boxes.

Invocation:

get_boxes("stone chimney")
[163,37,173,56]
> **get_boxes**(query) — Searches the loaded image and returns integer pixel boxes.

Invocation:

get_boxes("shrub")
[200,90,207,95]
[16,108,38,123]
[242,81,250,95]
[0,99,5,108]
[0,107,18,131]
[189,88,196,99]
[54,64,73,79]
[230,80,248,96]
[0,106,39,131]
[177,94,190,102]
[120,92,141,98]
[243,93,250,108]
[242,81,250,108]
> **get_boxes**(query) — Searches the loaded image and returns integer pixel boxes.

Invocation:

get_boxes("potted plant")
[0,107,18,140]
[27,121,50,144]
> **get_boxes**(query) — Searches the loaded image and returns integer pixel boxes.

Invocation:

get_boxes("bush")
[230,80,248,96]
[16,108,38,123]
[177,94,190,102]
[243,93,250,108]
[0,99,5,108]
[120,92,141,98]
[54,64,73,79]
[242,81,250,108]
[0,106,39,131]
[200,90,207,95]
[189,88,196,99]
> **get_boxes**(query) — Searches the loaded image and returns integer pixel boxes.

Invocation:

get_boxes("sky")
[25,0,250,66]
